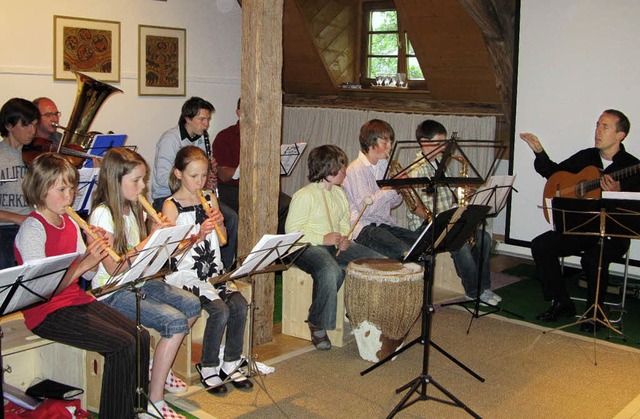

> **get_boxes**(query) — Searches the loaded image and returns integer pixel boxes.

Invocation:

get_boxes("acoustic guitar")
[542,164,640,222]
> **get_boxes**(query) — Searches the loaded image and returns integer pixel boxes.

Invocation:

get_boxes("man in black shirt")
[520,109,640,332]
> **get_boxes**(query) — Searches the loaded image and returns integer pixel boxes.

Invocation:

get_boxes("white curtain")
[280,106,497,227]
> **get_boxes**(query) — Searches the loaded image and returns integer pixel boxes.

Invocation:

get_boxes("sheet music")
[602,191,640,201]
[0,252,79,315]
[468,175,516,215]
[231,232,303,278]
[280,142,307,176]
[84,134,128,168]
[72,168,100,212]
[101,225,192,290]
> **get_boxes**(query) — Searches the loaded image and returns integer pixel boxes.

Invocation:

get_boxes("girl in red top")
[14,153,150,419]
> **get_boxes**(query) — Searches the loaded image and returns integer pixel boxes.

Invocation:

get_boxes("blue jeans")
[200,292,248,367]
[0,225,19,269]
[102,279,201,338]
[450,228,492,298]
[154,195,238,271]
[355,223,420,260]
[293,243,382,330]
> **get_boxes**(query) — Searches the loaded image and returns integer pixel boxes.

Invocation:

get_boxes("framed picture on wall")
[54,16,121,82]
[138,25,186,96]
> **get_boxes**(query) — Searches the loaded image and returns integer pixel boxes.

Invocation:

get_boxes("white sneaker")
[479,290,500,306]
[464,294,495,306]
[481,289,502,303]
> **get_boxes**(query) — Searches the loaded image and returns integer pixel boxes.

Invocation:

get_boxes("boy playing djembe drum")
[285,145,382,350]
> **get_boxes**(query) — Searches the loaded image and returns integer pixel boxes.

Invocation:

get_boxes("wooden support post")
[239,0,284,345]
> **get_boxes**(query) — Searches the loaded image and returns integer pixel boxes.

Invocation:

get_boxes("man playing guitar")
[520,109,640,333]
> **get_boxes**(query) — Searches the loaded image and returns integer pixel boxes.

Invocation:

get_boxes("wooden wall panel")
[283,0,336,94]
[283,0,357,90]
[396,0,501,102]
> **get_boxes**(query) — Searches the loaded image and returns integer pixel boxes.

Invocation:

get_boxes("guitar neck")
[585,163,640,192]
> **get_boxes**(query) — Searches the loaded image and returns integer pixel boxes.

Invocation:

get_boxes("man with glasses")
[33,97,62,142]
[152,96,238,270]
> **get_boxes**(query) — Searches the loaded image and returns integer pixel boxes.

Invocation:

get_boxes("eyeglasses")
[42,112,62,118]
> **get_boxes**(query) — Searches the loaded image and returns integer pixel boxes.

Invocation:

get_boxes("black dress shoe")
[579,320,602,333]
[195,363,227,395]
[220,362,253,390]
[535,299,576,322]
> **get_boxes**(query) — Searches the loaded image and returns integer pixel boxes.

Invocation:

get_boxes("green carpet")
[89,401,197,418]
[496,263,640,348]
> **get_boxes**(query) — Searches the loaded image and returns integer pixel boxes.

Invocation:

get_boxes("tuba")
[389,160,433,223]
[59,72,123,149]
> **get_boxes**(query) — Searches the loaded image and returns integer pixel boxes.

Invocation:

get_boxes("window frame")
[360,1,426,89]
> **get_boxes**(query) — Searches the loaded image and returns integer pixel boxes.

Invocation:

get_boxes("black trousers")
[530,230,629,309]
[217,183,291,234]
[33,301,150,419]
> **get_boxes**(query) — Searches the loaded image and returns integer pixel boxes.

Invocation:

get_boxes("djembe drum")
[345,258,423,362]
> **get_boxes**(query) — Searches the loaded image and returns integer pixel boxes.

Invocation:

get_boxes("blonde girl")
[163,146,252,394]
[89,147,201,419]
[15,152,149,419]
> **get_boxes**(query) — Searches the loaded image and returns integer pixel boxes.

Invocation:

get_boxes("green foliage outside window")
[367,10,424,81]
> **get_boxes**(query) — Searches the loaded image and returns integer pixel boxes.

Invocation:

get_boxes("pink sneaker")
[164,369,188,394]
[147,400,186,419]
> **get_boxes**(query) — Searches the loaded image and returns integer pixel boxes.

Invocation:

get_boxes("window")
[362,2,426,88]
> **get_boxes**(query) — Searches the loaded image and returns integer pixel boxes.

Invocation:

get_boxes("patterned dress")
[165,196,236,302]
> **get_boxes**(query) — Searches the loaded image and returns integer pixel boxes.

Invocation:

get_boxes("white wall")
[508,0,640,261]
[0,0,242,168]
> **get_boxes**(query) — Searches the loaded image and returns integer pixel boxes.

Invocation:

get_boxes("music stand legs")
[440,223,523,332]
[364,257,483,418]
[543,237,625,364]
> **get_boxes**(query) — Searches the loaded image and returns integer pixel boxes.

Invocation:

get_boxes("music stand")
[546,197,640,349]
[441,179,523,331]
[0,253,79,419]
[90,224,194,419]
[192,233,307,415]
[398,205,490,418]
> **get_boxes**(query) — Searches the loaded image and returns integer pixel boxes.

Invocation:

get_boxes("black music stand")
[441,181,523,332]
[0,253,79,419]
[193,233,307,416]
[359,206,489,418]
[545,197,640,349]
[91,224,194,419]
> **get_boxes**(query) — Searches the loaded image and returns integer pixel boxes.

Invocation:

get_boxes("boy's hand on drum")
[323,232,342,247]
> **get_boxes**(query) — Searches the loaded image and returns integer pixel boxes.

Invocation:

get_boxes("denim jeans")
[450,229,492,298]
[200,292,248,367]
[153,195,238,270]
[102,279,201,338]
[355,223,420,260]
[0,225,19,269]
[293,243,382,330]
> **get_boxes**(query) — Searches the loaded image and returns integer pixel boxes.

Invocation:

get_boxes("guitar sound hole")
[576,181,586,198]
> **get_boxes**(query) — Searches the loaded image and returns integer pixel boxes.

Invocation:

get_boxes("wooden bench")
[1,279,252,413]
[280,256,463,349]
[0,313,97,410]
[281,267,353,347]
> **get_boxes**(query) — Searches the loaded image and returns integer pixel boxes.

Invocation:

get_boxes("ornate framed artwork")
[138,25,186,96]
[54,16,121,82]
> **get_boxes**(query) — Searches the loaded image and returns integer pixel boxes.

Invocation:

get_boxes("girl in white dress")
[163,146,252,394]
